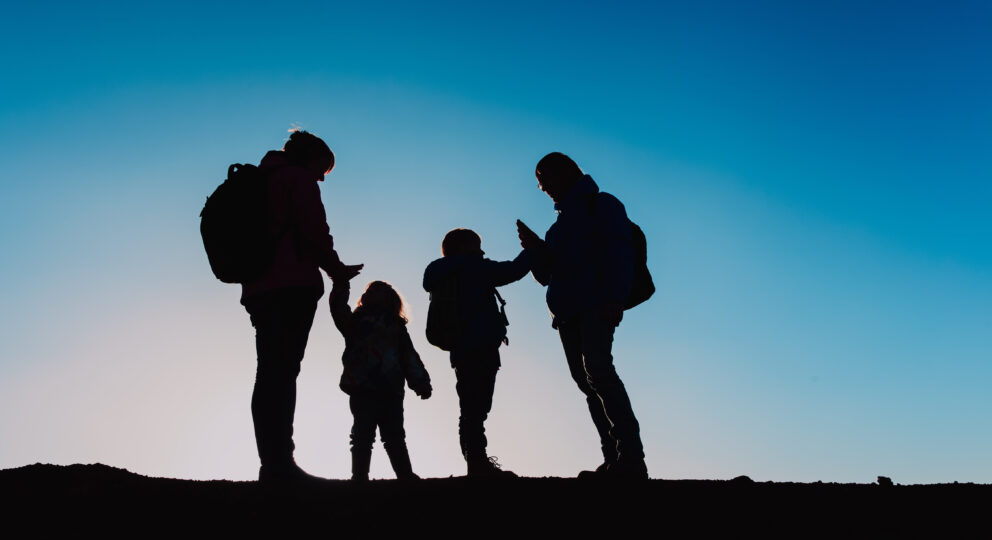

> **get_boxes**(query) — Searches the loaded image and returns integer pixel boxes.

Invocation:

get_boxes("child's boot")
[385,442,420,481]
[466,453,517,478]
[351,447,371,481]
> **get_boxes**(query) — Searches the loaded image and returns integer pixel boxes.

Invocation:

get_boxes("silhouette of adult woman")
[241,130,362,483]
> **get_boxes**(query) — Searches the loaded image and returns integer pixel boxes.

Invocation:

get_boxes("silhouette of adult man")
[241,131,362,483]
[517,152,648,479]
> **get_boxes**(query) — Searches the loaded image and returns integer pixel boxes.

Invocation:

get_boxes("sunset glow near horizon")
[1,1,990,483]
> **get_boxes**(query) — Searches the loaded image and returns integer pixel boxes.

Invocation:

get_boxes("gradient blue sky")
[1,1,989,483]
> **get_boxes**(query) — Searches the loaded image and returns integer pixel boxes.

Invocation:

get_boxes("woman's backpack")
[199,164,280,284]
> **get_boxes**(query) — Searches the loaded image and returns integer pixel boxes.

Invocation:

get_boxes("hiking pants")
[450,347,501,460]
[557,311,644,463]
[245,287,319,467]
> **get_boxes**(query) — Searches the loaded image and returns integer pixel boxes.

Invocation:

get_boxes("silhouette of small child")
[423,228,530,477]
[329,278,432,481]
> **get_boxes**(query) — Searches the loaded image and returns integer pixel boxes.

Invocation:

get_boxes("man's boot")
[578,447,619,479]
[606,455,649,480]
[577,459,617,479]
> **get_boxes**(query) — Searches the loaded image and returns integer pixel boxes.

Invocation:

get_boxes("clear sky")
[1,1,989,483]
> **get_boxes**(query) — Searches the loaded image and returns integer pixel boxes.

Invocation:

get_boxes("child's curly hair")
[355,280,408,324]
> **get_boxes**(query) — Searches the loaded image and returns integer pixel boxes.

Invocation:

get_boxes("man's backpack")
[588,193,655,310]
[425,272,462,351]
[199,164,280,284]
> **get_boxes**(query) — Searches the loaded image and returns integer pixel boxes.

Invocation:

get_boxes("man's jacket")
[531,174,635,322]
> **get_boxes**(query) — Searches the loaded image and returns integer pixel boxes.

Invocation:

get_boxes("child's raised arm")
[481,249,532,288]
[328,279,354,337]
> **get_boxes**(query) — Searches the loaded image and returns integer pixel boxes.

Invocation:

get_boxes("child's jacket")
[422,250,530,353]
[329,281,431,396]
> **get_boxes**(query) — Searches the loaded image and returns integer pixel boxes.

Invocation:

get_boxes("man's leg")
[558,318,619,468]
[576,311,646,475]
[247,289,318,478]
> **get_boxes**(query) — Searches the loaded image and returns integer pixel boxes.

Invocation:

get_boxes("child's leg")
[379,394,418,480]
[451,347,500,464]
[349,393,377,481]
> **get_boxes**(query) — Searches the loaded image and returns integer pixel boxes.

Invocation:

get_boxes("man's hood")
[554,174,599,212]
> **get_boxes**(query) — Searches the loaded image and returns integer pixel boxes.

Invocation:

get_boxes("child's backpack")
[425,272,462,351]
[588,193,655,310]
[199,164,280,284]
[426,271,510,350]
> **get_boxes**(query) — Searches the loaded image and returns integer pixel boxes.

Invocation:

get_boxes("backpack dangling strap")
[493,288,506,308]
[493,288,509,346]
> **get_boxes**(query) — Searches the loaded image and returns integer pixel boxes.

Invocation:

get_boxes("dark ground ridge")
[1,463,987,534]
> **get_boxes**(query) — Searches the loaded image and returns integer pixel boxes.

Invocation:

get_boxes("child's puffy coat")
[329,281,431,396]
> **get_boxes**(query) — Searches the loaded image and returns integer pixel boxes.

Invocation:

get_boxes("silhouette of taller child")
[423,229,530,477]
[241,131,362,483]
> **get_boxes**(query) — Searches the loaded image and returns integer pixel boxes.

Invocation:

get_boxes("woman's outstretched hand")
[331,263,364,281]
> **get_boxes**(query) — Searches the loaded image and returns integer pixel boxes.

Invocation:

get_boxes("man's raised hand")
[516,220,543,251]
